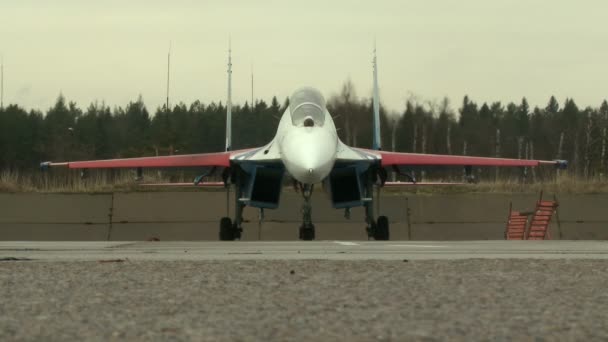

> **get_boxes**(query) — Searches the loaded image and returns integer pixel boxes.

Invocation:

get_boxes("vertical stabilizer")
[372,45,381,150]
[226,39,233,151]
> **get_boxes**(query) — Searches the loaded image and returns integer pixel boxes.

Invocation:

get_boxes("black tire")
[299,223,315,241]
[219,217,234,241]
[374,216,390,241]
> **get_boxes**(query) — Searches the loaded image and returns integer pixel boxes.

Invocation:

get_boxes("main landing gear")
[299,184,315,240]
[365,208,390,241]
[371,215,390,240]
[219,169,244,241]
[364,170,390,241]
[219,216,242,241]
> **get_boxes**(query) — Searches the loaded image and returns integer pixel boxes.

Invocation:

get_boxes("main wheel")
[374,216,390,241]
[219,217,234,241]
[299,223,315,241]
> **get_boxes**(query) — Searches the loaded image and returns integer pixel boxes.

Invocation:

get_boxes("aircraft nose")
[281,129,336,184]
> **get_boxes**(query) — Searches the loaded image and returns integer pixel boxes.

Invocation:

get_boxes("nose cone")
[281,128,337,184]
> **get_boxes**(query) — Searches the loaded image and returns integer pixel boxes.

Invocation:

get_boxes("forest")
[1,81,607,182]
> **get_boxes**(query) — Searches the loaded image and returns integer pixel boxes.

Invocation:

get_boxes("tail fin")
[225,39,233,151]
[372,45,381,150]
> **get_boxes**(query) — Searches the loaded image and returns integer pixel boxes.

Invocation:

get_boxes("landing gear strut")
[364,171,390,241]
[219,169,244,241]
[299,184,315,240]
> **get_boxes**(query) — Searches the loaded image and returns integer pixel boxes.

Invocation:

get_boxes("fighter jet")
[41,47,567,241]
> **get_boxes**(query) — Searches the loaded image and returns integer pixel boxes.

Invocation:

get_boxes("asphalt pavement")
[1,240,608,261]
[1,241,607,341]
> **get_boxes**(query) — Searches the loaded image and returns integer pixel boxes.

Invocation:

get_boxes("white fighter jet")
[42,47,567,240]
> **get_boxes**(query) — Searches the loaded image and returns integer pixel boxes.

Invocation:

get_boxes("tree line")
[1,82,607,180]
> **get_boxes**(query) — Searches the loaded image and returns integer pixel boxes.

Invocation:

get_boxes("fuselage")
[276,87,338,184]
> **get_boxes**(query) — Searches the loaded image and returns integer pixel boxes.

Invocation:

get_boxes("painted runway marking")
[334,241,361,246]
[387,244,445,248]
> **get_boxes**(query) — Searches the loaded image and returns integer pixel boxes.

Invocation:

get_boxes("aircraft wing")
[370,150,566,168]
[340,146,567,169]
[40,148,267,170]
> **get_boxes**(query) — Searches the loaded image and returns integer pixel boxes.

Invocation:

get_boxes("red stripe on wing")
[376,151,540,167]
[66,152,236,169]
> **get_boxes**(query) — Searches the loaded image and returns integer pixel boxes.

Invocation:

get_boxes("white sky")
[1,0,607,113]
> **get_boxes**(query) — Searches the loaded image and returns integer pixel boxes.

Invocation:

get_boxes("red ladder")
[504,192,559,240]
[505,203,530,240]
[526,196,559,240]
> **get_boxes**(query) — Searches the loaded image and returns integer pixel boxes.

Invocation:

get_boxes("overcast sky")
[1,0,607,113]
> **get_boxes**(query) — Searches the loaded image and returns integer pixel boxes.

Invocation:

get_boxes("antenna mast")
[372,41,381,150]
[166,41,171,111]
[225,38,232,151]
[1,55,4,110]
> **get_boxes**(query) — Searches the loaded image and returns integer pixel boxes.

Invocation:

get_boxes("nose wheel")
[299,223,315,240]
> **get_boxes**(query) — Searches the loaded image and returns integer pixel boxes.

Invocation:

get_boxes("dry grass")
[387,177,608,195]
[1,169,607,194]
[476,176,608,194]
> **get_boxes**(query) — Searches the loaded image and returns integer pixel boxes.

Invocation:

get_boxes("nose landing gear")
[299,184,316,240]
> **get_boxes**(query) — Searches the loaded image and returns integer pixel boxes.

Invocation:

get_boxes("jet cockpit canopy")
[289,87,326,127]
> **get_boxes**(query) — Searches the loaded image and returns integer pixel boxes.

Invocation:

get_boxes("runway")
[2,240,608,261]
[2,241,608,340]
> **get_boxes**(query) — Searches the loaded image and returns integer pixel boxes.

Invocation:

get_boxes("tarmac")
[2,240,608,261]
[2,244,608,341]
[2,191,608,340]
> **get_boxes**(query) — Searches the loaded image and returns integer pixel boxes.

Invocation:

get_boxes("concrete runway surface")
[2,241,608,341]
[1,240,608,261]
